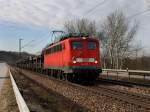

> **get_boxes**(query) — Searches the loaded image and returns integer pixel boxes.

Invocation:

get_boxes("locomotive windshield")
[88,42,96,50]
[72,42,83,49]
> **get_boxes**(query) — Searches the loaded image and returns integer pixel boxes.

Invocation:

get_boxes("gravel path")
[0,63,19,112]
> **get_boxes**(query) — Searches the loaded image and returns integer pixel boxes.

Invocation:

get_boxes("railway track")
[90,85,150,110]
[98,78,150,87]
[98,75,150,87]
[14,68,150,111]
[97,78,150,96]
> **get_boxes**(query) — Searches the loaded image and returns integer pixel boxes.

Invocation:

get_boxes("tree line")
[64,10,142,69]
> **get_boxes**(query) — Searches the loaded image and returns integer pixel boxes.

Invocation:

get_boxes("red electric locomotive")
[44,35,102,81]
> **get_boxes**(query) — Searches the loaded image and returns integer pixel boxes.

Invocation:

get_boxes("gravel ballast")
[11,68,89,112]
[16,68,149,112]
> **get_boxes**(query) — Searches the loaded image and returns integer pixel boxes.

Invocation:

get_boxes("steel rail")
[89,85,150,111]
[98,78,150,87]
[93,85,150,104]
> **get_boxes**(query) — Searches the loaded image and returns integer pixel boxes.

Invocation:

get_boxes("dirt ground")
[11,68,89,112]
[0,77,19,112]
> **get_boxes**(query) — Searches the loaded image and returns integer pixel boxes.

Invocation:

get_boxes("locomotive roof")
[45,36,98,50]
[59,33,89,41]
[43,33,99,51]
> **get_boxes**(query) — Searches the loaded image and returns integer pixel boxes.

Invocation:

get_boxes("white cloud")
[0,0,149,27]
[145,0,150,8]
[0,0,150,45]
[0,0,87,27]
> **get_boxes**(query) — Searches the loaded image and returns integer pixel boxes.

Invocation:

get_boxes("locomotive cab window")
[88,42,96,50]
[72,42,83,49]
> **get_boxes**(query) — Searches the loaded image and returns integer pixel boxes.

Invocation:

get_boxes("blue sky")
[0,21,52,54]
[0,0,150,55]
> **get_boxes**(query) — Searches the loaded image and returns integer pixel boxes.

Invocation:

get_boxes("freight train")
[17,34,102,82]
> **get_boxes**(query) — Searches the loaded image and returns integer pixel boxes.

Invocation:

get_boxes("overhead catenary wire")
[21,0,108,50]
[22,33,50,54]
[83,0,150,20]
[21,29,53,49]
[27,32,56,54]
[127,8,150,20]
[28,33,51,48]
[22,1,150,54]
[24,33,51,49]
[24,31,62,54]
[21,39,35,49]
[83,0,108,17]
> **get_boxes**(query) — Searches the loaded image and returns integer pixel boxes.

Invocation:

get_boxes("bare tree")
[64,20,76,34]
[101,10,139,69]
[64,18,96,36]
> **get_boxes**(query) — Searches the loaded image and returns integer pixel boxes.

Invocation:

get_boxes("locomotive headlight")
[95,60,98,64]
[82,37,86,39]
[72,57,77,63]
[73,60,77,63]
